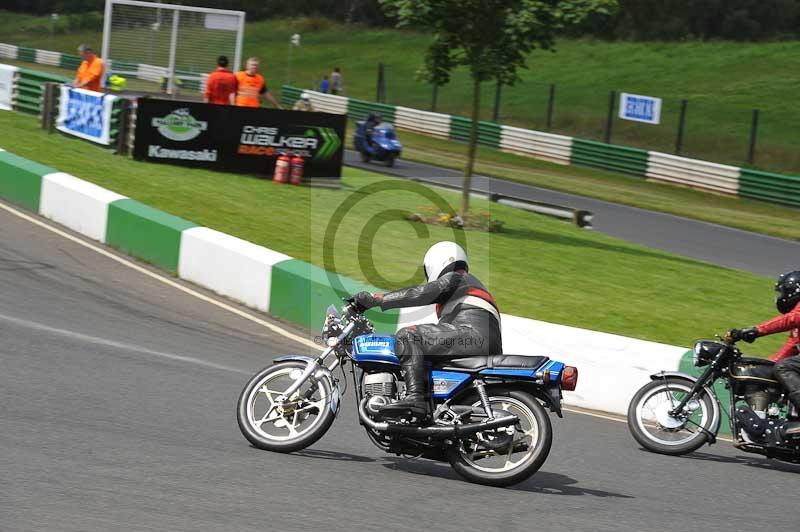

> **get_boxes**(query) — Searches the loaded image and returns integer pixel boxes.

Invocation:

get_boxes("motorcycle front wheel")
[237,361,337,453]
[447,389,552,487]
[627,377,717,456]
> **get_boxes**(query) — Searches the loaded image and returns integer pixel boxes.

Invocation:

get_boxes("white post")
[101,0,113,64]
[233,12,245,72]
[167,10,179,95]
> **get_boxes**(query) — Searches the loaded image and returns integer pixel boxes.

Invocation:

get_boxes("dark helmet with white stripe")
[775,271,800,314]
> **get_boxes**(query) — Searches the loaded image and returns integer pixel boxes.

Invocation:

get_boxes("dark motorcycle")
[627,333,800,463]
[237,301,578,486]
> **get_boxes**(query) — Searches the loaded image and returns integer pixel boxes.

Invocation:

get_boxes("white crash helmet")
[423,241,468,281]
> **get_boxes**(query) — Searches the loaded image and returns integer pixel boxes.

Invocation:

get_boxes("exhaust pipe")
[358,399,518,439]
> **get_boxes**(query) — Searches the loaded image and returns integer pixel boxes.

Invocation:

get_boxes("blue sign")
[56,86,116,145]
[619,92,662,125]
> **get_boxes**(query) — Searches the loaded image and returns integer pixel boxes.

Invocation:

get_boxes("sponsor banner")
[56,86,117,144]
[0,64,17,111]
[133,99,345,179]
[619,92,662,125]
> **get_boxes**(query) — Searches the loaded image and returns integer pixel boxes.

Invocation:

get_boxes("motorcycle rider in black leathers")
[351,241,501,419]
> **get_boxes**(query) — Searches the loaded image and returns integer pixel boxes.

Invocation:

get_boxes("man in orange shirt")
[72,44,104,92]
[204,55,237,105]
[234,57,282,109]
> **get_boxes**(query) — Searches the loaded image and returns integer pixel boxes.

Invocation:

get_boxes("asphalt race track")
[344,150,800,277]
[2,202,799,532]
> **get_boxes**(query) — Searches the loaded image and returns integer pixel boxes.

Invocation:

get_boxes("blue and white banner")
[0,64,17,111]
[56,86,117,145]
[619,92,662,125]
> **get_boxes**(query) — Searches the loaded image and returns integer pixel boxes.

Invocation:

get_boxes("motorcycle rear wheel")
[447,389,552,487]
[237,361,336,453]
[627,378,717,456]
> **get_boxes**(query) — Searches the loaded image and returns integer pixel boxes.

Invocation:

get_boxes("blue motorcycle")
[237,302,578,486]
[353,120,402,167]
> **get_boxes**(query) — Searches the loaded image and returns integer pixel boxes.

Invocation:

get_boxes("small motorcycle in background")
[627,332,800,463]
[237,301,578,486]
[353,121,402,167]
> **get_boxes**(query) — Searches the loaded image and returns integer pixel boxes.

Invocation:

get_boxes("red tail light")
[560,366,578,391]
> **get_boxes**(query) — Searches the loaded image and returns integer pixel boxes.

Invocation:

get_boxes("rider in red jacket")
[730,271,800,421]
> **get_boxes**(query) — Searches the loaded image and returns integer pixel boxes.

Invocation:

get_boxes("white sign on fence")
[0,64,17,111]
[619,92,662,125]
[56,86,117,145]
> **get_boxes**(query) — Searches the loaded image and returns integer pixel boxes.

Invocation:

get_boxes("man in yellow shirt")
[72,44,105,92]
[234,57,282,109]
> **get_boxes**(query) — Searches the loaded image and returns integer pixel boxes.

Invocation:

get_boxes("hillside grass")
[0,110,786,357]
[3,11,799,173]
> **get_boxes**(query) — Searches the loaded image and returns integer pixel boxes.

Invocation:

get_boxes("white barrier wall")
[178,227,292,312]
[394,107,451,139]
[0,44,18,60]
[500,126,573,165]
[303,90,348,115]
[398,306,686,416]
[35,49,61,67]
[137,63,169,83]
[647,152,740,195]
[39,172,126,242]
[500,314,686,414]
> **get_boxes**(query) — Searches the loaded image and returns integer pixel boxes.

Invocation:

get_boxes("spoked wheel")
[627,378,718,455]
[447,390,552,487]
[237,361,337,453]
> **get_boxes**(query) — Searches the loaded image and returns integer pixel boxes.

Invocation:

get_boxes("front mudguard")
[273,355,341,417]
[649,371,722,441]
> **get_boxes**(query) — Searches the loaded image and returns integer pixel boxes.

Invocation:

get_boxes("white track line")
[0,201,320,351]
[0,312,249,375]
[0,200,734,441]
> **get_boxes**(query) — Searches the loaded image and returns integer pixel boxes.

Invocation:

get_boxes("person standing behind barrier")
[319,75,330,94]
[234,58,282,109]
[72,44,104,92]
[292,92,315,112]
[204,55,237,105]
[330,67,342,95]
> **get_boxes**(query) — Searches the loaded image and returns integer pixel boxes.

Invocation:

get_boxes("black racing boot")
[781,391,800,438]
[378,361,430,421]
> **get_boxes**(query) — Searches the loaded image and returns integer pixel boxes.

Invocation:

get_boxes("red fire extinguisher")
[273,154,290,184]
[289,154,305,186]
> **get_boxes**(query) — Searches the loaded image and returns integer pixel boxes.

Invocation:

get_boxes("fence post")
[376,63,385,103]
[492,81,502,122]
[747,109,759,165]
[431,83,438,112]
[675,99,687,155]
[545,84,555,131]
[116,98,132,155]
[604,90,616,144]
[41,82,59,132]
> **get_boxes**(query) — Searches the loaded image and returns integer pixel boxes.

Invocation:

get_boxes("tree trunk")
[462,78,481,217]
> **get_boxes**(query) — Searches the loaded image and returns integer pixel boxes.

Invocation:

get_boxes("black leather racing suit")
[378,271,502,365]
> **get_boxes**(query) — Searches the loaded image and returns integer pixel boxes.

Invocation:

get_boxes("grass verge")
[395,130,800,241]
[2,56,798,241]
[0,110,786,356]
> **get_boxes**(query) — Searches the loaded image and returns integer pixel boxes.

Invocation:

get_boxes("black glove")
[351,291,381,311]
[729,327,759,343]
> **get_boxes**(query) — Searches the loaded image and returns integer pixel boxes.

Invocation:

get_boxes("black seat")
[434,354,548,373]
[731,358,777,382]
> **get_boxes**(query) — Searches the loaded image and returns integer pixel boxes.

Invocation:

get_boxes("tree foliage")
[380,0,615,216]
[7,0,800,40]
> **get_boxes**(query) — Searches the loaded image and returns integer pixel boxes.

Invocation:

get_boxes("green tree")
[381,0,616,216]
